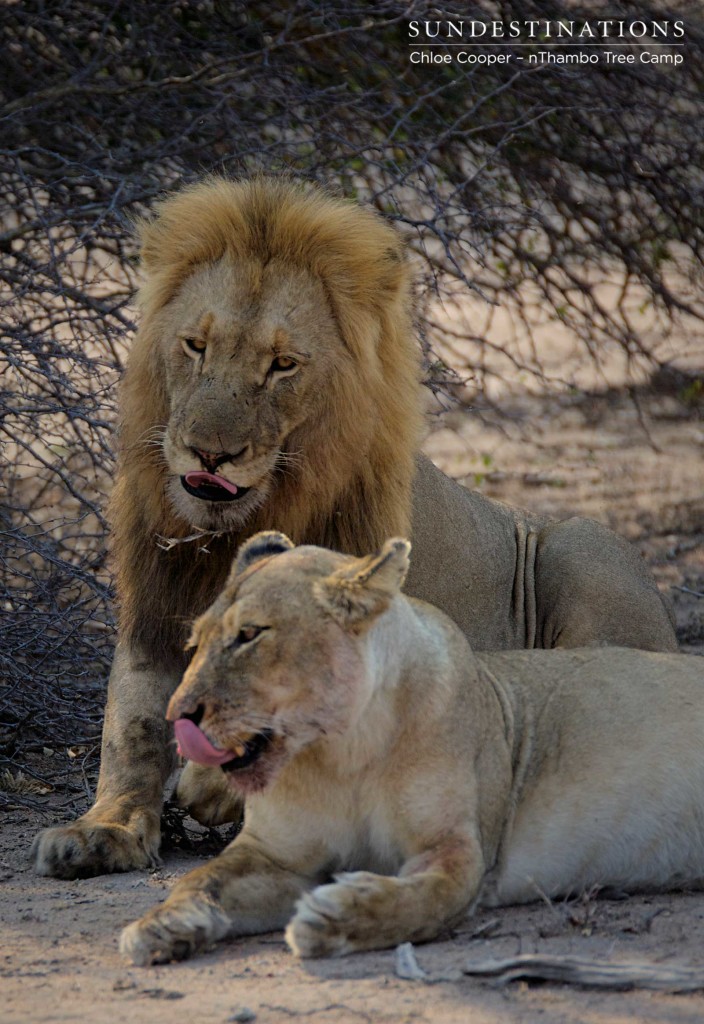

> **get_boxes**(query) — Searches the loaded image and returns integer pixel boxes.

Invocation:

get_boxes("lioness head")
[125,176,418,534]
[167,531,410,794]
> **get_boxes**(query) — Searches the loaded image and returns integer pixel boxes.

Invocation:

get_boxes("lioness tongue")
[174,719,234,766]
[184,471,239,495]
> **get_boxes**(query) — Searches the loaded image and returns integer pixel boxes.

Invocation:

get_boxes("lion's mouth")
[221,730,274,773]
[181,471,251,503]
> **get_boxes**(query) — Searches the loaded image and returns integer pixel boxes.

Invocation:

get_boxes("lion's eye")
[182,336,206,356]
[270,355,297,374]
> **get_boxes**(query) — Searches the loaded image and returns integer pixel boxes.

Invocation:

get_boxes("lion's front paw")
[176,761,244,827]
[32,815,160,880]
[286,872,395,958]
[120,897,231,966]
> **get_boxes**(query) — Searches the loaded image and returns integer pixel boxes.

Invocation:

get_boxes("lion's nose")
[193,446,249,471]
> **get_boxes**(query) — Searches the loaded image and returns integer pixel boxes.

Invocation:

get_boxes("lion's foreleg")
[286,834,485,957]
[33,643,179,878]
[120,839,312,965]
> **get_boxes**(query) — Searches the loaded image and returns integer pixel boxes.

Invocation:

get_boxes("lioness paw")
[32,819,160,879]
[120,898,231,966]
[285,890,350,958]
[286,872,394,958]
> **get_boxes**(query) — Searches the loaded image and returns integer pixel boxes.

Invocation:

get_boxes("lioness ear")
[314,538,410,630]
[231,531,295,580]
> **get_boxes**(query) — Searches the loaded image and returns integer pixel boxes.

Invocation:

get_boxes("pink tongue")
[174,719,233,766]
[184,471,239,495]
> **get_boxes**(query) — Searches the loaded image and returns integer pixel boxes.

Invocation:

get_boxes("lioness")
[33,177,676,880]
[120,532,703,964]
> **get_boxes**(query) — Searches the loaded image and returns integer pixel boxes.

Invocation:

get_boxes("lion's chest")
[249,755,408,879]
[313,777,404,875]
[292,773,407,876]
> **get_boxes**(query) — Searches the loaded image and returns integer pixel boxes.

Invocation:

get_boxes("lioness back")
[478,647,704,903]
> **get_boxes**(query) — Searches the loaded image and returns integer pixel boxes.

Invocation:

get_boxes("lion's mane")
[110,177,423,664]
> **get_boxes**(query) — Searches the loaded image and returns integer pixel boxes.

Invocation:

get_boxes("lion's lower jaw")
[166,476,270,532]
[220,749,288,796]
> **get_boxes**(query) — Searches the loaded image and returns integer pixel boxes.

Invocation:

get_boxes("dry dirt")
[3,369,704,1024]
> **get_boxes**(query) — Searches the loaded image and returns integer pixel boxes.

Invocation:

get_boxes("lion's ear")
[314,538,410,630]
[231,531,295,580]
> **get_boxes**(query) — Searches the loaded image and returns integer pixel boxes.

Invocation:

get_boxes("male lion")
[33,177,676,880]
[120,532,702,964]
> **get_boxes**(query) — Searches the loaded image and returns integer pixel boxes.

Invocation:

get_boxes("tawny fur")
[120,534,703,965]
[32,176,676,882]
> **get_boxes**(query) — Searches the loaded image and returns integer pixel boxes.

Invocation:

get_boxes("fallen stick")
[462,954,704,993]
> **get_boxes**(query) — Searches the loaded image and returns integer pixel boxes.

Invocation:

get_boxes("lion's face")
[166,532,410,795]
[157,256,342,530]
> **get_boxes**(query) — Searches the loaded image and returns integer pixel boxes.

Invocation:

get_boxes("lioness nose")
[178,705,205,726]
[166,694,205,723]
[193,445,249,471]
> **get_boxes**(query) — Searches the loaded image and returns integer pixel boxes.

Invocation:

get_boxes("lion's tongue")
[174,719,233,766]
[184,471,239,495]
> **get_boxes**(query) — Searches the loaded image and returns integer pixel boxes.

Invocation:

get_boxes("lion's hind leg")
[176,761,243,827]
[534,517,677,651]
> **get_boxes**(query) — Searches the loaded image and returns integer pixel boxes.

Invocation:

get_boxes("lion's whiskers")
[275,450,304,482]
[129,425,169,463]
[276,449,303,469]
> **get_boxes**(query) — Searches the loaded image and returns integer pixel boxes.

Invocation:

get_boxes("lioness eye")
[226,625,269,649]
[270,355,297,374]
[182,336,206,355]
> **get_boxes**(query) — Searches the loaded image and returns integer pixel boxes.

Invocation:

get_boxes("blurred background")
[1,1,702,817]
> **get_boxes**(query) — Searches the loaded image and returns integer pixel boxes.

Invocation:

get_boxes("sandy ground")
[6,821,704,1024]
[3,368,703,1024]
